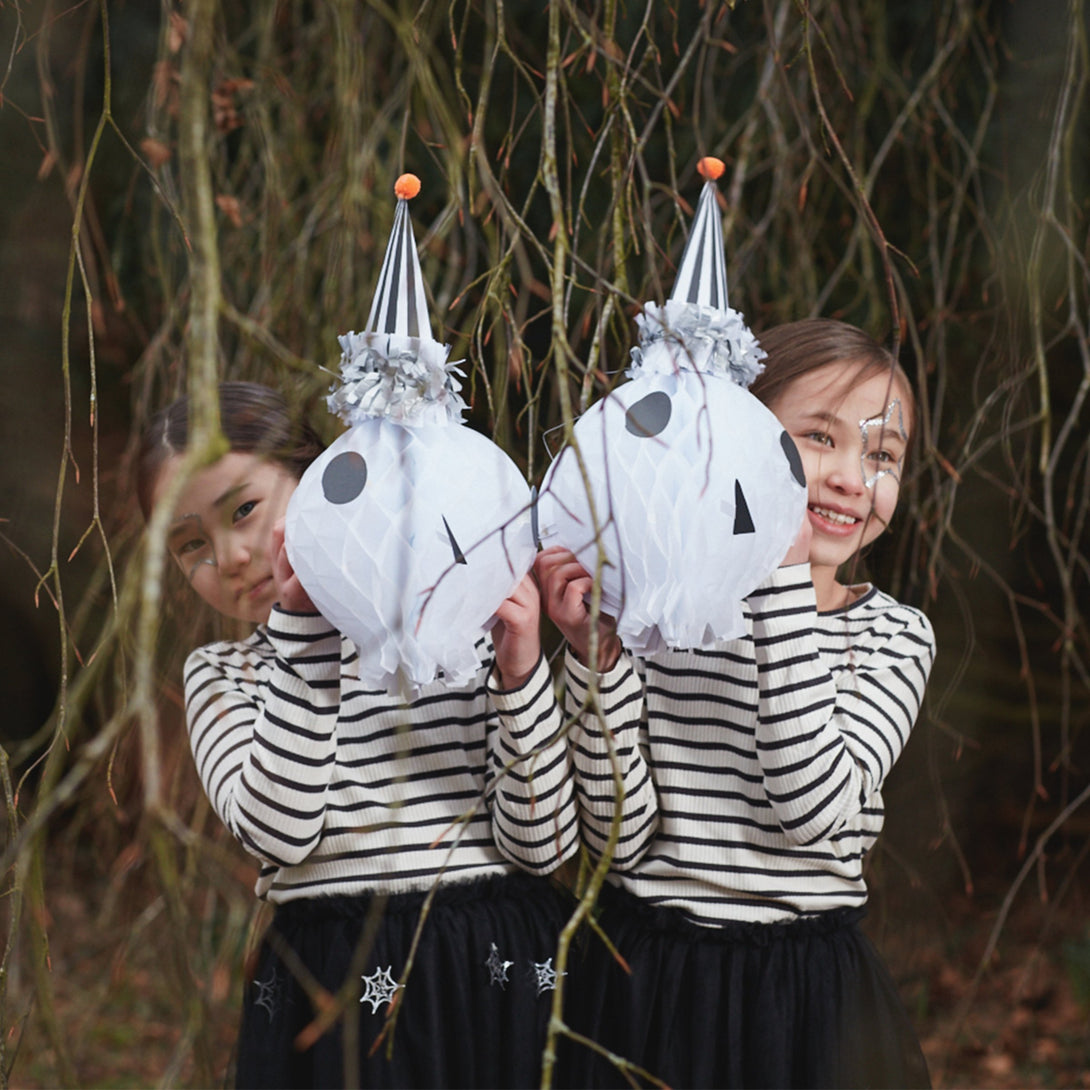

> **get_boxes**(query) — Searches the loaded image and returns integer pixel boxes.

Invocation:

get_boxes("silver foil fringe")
[329,331,468,427]
[629,299,766,388]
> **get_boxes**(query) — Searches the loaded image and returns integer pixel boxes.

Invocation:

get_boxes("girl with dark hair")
[537,319,934,1088]
[140,381,578,1089]
[137,381,326,519]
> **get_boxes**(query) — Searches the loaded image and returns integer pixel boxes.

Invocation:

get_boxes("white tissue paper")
[537,365,807,655]
[286,418,536,692]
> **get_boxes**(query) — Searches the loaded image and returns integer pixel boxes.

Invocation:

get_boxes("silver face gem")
[858,398,907,488]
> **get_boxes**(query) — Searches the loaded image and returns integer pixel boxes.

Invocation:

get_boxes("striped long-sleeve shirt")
[557,566,935,925]
[183,607,578,902]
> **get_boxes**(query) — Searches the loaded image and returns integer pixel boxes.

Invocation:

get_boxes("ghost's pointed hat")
[365,174,432,339]
[329,173,467,427]
[671,157,730,311]
[630,156,765,386]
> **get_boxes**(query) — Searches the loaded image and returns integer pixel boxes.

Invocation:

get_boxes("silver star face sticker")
[171,514,219,581]
[486,942,514,988]
[858,398,907,488]
[360,965,404,1014]
[530,957,567,996]
[188,555,218,579]
[253,970,281,1023]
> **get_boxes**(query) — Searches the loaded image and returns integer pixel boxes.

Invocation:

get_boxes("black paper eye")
[323,451,368,504]
[732,480,755,535]
[443,516,468,565]
[625,391,672,438]
[780,431,806,487]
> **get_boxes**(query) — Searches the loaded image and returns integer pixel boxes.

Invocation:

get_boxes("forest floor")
[879,884,1090,1089]
[7,844,1090,1090]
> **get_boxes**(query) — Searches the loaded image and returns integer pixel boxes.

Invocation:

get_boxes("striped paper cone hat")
[630,156,765,387]
[328,173,468,427]
[365,173,432,339]
[670,157,730,310]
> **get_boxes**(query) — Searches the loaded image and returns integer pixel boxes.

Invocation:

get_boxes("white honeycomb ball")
[537,370,807,654]
[286,419,536,691]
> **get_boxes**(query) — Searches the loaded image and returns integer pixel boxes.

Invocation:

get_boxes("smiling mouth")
[809,504,860,527]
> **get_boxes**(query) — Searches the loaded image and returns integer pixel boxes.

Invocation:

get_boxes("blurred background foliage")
[0,0,1087,1085]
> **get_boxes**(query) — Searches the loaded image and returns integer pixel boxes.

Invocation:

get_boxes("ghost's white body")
[537,370,807,654]
[285,419,536,692]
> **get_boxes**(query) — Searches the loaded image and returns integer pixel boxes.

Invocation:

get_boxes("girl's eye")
[233,499,258,522]
[803,431,833,447]
[867,449,895,463]
[176,537,208,557]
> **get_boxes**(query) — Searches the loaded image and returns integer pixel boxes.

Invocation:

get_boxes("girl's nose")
[825,451,866,495]
[218,533,252,574]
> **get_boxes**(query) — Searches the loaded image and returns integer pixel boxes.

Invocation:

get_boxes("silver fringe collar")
[329,331,468,427]
[629,299,766,388]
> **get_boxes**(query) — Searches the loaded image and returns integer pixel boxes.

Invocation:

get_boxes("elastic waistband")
[601,883,865,946]
[272,870,564,926]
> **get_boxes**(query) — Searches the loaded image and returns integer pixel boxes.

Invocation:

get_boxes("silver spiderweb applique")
[360,965,404,1014]
[859,398,907,488]
[253,969,283,1023]
[486,942,514,988]
[530,957,567,996]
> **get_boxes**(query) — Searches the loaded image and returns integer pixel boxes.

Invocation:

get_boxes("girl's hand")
[491,573,543,690]
[534,546,621,672]
[270,519,319,614]
[780,507,813,567]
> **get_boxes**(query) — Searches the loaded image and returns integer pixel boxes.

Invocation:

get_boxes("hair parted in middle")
[136,381,326,518]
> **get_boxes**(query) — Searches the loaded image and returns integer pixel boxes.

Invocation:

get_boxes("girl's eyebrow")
[213,482,248,509]
[860,402,909,445]
[167,484,248,543]
[168,512,203,541]
[797,409,840,428]
[864,426,908,446]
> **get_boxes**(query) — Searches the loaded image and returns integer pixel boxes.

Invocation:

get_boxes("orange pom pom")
[394,173,421,200]
[697,156,725,181]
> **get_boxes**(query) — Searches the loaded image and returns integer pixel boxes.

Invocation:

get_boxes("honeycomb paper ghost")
[285,174,536,691]
[537,158,807,654]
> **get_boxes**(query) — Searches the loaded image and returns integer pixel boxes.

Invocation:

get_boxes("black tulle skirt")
[234,872,574,1089]
[563,883,930,1089]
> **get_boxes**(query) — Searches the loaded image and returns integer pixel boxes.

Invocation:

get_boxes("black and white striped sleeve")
[183,608,345,867]
[564,648,659,869]
[486,655,579,875]
[749,567,935,845]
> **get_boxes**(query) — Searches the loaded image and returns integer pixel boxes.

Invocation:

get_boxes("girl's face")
[770,362,910,578]
[153,451,299,624]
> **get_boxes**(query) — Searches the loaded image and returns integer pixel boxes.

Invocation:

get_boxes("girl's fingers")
[533,546,589,579]
[545,574,589,623]
[509,571,540,606]
[270,517,317,613]
[537,556,592,602]
[270,518,292,580]
[495,579,539,629]
[561,577,592,611]
[492,575,543,689]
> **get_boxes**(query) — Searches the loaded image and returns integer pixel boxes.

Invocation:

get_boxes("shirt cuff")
[487,655,556,729]
[264,606,344,685]
[563,645,632,687]
[747,566,821,663]
[747,565,818,615]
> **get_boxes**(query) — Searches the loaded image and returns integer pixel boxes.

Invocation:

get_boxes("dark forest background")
[0,1,1088,1086]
